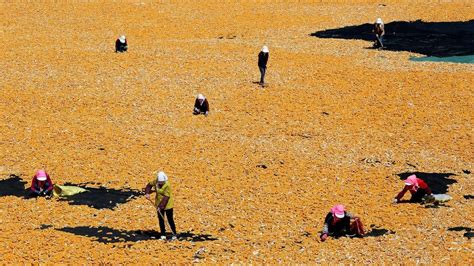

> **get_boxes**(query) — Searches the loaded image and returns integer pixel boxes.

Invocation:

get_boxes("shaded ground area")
[397,172,457,194]
[55,226,217,243]
[311,20,474,57]
[0,175,28,198]
[57,182,142,210]
[365,225,396,238]
[464,195,474,200]
[448,227,474,239]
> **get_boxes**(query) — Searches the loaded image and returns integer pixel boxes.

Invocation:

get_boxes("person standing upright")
[258,46,269,86]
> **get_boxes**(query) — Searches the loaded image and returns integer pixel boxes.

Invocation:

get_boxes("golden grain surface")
[0,1,473,264]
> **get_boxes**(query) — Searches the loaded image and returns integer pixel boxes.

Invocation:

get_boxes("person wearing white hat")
[30,170,53,197]
[193,93,209,116]
[373,18,385,48]
[258,46,269,86]
[145,171,177,240]
[115,35,128,53]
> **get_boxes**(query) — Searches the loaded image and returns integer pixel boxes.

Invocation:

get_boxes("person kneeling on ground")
[115,35,128,53]
[320,204,364,242]
[373,18,385,48]
[393,174,434,203]
[193,94,209,116]
[30,170,53,197]
[145,171,177,240]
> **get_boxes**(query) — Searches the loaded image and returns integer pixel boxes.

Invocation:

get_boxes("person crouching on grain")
[115,35,128,53]
[193,94,209,116]
[393,174,434,203]
[30,170,53,198]
[373,18,385,48]
[145,171,177,240]
[258,45,269,86]
[320,204,364,242]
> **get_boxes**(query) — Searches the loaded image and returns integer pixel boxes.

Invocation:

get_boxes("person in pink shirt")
[393,174,433,203]
[30,170,53,197]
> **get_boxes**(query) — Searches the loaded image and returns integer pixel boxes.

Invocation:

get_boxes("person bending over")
[373,18,385,48]
[145,171,177,240]
[394,174,433,203]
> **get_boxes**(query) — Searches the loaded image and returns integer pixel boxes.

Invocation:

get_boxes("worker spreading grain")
[145,171,177,240]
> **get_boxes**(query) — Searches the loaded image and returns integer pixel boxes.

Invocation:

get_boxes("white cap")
[262,46,269,53]
[376,18,383,24]
[335,213,345,219]
[197,94,205,100]
[157,171,168,182]
[119,35,126,43]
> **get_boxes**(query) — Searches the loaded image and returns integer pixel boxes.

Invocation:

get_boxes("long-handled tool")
[146,197,177,239]
[375,34,384,48]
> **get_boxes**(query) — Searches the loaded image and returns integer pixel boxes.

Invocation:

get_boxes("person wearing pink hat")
[30,170,53,197]
[320,204,364,241]
[394,174,433,203]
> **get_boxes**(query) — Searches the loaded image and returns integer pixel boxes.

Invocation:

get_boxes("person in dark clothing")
[193,94,209,116]
[30,170,53,197]
[258,46,269,86]
[320,204,364,241]
[393,174,433,203]
[373,18,385,48]
[115,35,128,53]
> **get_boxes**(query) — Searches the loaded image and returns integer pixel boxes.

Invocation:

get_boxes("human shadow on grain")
[448,226,474,239]
[56,226,217,243]
[57,182,142,210]
[0,175,29,198]
[365,225,396,237]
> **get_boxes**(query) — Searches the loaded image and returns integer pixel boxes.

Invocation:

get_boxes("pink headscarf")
[330,204,345,219]
[405,174,419,192]
[36,170,47,181]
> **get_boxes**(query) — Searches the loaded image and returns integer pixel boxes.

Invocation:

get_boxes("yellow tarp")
[53,184,88,197]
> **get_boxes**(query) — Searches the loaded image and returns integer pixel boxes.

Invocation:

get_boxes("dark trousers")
[259,66,266,83]
[375,35,384,48]
[30,189,52,197]
[158,208,177,235]
[410,189,428,203]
